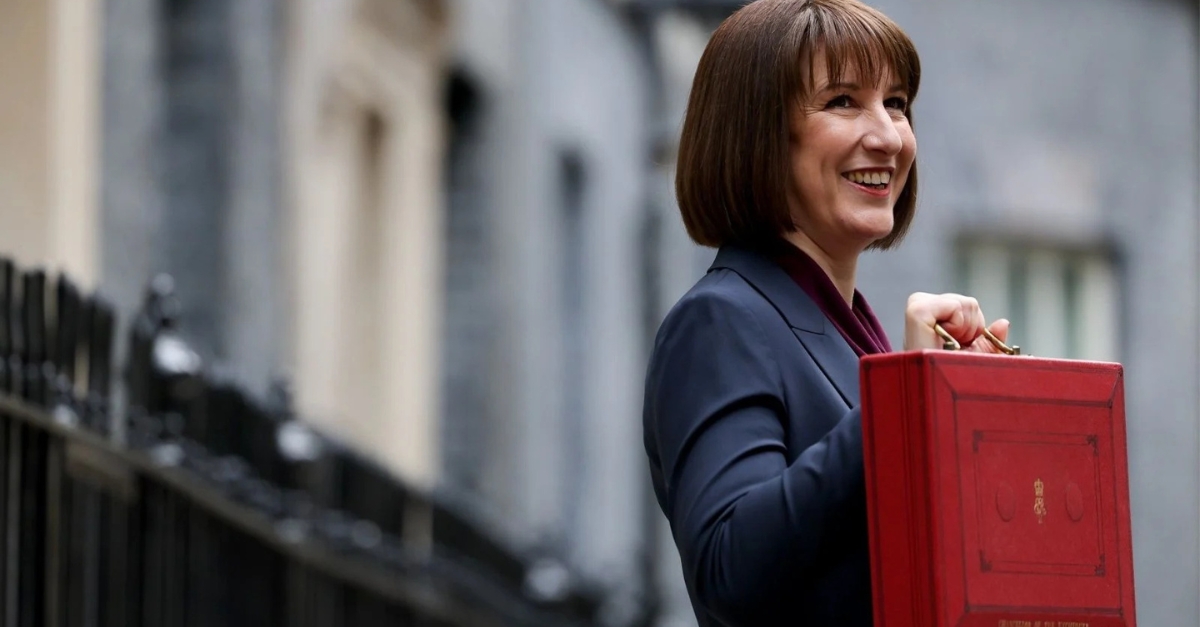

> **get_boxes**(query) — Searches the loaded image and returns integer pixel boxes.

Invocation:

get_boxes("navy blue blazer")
[643,244,874,626]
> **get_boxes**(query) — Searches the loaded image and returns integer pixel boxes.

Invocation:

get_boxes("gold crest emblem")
[1033,478,1047,524]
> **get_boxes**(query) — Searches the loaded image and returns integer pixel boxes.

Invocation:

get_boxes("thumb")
[988,318,1010,342]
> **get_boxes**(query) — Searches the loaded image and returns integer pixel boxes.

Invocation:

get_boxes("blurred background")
[0,0,1196,625]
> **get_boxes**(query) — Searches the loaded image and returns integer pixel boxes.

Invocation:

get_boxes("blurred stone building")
[0,0,102,288]
[0,0,1195,626]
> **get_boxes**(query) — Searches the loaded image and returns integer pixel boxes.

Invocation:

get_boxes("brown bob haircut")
[675,0,921,250]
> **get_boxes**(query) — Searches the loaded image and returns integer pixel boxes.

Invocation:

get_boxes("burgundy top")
[768,240,893,357]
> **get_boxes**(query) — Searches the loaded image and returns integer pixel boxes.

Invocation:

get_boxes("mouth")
[842,168,893,195]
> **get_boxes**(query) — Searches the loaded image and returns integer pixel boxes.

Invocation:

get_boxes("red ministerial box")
[860,351,1137,627]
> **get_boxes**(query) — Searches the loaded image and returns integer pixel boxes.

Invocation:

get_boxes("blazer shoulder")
[645,269,788,435]
[655,268,786,343]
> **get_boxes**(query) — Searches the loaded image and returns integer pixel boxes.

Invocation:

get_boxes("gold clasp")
[934,323,1021,355]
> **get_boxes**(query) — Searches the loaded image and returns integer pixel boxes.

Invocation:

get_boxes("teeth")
[847,171,890,186]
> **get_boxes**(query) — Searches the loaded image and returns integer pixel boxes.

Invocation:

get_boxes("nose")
[861,105,904,156]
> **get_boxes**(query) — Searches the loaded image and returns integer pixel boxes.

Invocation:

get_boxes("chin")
[848,217,894,244]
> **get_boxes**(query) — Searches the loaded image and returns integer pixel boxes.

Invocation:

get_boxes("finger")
[965,318,1011,353]
[908,294,964,329]
[938,295,984,342]
[967,334,1002,353]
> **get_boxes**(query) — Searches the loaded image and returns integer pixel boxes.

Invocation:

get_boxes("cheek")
[790,145,822,199]
[794,141,838,193]
[899,125,918,166]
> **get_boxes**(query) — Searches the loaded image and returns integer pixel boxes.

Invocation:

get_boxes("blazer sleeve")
[644,288,864,624]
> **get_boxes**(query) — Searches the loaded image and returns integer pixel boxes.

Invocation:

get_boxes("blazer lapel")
[792,326,860,408]
[708,245,862,407]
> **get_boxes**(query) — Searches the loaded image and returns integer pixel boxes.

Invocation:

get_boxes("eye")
[825,95,854,109]
[885,96,909,112]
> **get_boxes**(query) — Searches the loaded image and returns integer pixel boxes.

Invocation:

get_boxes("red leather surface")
[861,351,1136,627]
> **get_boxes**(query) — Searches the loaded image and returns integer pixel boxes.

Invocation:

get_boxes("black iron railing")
[0,258,600,627]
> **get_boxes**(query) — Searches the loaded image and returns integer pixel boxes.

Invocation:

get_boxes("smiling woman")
[674,0,921,254]
[642,1,1011,626]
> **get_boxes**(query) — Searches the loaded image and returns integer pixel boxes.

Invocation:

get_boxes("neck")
[782,230,858,305]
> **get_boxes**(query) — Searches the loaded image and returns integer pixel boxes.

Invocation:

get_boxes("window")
[955,239,1120,361]
[557,150,587,546]
[290,8,448,486]
[440,71,494,497]
[341,109,388,435]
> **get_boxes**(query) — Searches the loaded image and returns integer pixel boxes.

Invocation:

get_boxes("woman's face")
[787,56,916,259]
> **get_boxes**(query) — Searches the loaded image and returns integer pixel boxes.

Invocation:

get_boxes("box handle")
[934,323,1021,355]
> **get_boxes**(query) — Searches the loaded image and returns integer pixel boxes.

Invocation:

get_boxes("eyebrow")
[822,82,907,93]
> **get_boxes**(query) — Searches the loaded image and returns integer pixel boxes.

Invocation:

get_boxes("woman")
[642,1,1010,625]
